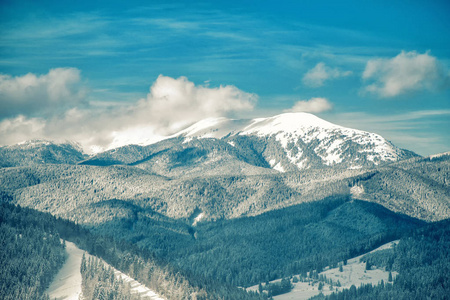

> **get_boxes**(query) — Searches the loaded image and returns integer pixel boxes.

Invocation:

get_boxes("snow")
[429,151,450,160]
[192,212,204,226]
[350,185,365,198]
[106,125,167,153]
[114,270,164,300]
[241,113,342,136]
[273,162,286,173]
[12,139,84,152]
[177,117,249,140]
[269,159,276,167]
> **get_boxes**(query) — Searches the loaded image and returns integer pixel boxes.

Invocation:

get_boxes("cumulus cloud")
[286,97,333,113]
[136,75,257,133]
[0,68,88,118]
[0,74,257,153]
[302,62,352,87]
[362,51,450,97]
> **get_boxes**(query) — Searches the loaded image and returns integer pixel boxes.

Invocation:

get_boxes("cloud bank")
[302,62,352,87]
[286,97,333,113]
[0,68,87,118]
[0,71,257,153]
[362,51,450,97]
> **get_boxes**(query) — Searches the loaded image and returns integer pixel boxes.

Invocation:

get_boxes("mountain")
[180,112,418,170]
[0,114,448,299]
[82,112,418,175]
[0,139,86,167]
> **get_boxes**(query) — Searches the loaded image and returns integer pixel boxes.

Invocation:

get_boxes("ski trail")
[46,241,164,300]
[46,241,83,300]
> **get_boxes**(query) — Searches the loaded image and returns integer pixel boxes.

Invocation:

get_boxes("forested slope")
[0,203,66,300]
[0,202,266,300]
[312,219,450,300]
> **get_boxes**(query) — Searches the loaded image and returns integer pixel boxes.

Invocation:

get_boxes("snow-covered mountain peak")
[177,117,234,138]
[11,139,84,152]
[241,112,342,136]
[177,112,342,140]
[171,112,416,170]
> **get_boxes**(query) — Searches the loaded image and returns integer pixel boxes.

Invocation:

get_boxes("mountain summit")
[174,112,417,171]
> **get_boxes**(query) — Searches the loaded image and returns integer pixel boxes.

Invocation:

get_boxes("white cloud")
[362,51,450,97]
[286,97,333,113]
[0,68,87,118]
[302,62,352,87]
[132,75,257,133]
[0,74,257,153]
[0,115,46,145]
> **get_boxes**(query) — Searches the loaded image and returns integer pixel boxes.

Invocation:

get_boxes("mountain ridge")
[0,112,420,173]
[81,112,419,173]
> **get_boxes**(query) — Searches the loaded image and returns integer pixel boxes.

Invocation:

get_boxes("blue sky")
[1,0,449,155]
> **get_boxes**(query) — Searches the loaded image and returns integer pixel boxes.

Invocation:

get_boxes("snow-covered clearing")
[46,241,163,300]
[247,240,399,300]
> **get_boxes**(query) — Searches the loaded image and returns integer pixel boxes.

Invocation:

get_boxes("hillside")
[1,153,448,224]
[349,153,450,221]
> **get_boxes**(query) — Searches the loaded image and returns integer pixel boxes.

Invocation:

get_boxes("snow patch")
[350,185,365,198]
[269,159,276,167]
[273,162,285,173]
[429,151,450,160]
[192,213,204,227]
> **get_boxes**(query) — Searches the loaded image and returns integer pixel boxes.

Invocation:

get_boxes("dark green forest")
[0,203,66,300]
[90,196,424,287]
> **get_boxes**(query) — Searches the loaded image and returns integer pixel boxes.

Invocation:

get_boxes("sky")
[0,0,449,155]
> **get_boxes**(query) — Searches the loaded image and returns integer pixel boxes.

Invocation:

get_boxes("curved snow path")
[46,241,83,300]
[46,241,164,300]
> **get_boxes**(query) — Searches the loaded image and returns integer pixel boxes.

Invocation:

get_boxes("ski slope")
[46,241,164,300]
